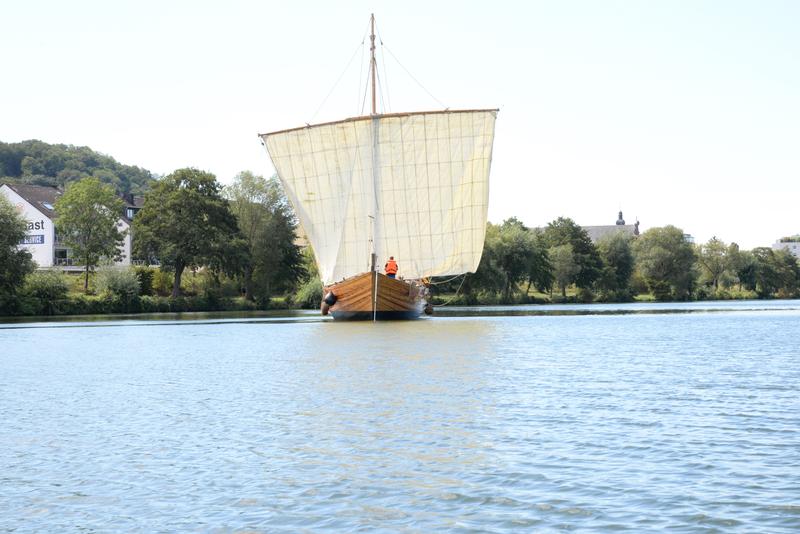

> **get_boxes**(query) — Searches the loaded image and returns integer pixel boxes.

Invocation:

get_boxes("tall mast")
[370,13,377,115]
[369,14,379,321]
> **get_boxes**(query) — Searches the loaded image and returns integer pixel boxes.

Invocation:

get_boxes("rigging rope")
[360,68,370,116]
[309,40,364,124]
[433,274,468,307]
[427,273,465,285]
[357,37,366,115]
[376,63,387,113]
[383,44,448,110]
[375,20,391,113]
[315,20,447,118]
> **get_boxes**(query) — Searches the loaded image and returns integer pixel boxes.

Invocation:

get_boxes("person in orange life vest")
[385,256,398,278]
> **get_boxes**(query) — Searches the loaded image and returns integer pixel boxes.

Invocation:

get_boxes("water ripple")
[1,302,799,531]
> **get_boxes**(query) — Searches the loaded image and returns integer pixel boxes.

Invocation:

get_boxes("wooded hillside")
[0,140,154,194]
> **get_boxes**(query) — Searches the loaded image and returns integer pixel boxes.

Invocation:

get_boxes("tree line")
[1,167,799,316]
[446,217,800,304]
[0,168,311,315]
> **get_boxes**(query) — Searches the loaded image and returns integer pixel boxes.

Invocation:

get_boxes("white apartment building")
[772,237,800,258]
[0,183,140,269]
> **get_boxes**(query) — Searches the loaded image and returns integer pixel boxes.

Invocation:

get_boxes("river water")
[2,301,799,532]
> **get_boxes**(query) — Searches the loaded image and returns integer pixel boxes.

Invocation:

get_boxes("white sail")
[261,109,497,285]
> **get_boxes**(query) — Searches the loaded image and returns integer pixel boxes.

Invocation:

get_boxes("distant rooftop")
[3,182,143,222]
[2,183,61,218]
[582,211,640,243]
[583,224,638,243]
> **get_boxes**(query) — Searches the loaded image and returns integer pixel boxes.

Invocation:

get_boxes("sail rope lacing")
[433,274,467,307]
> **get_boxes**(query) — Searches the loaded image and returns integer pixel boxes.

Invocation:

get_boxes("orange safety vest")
[385,259,398,275]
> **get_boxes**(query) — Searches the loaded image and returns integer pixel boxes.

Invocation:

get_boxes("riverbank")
[428,286,763,307]
[2,286,790,319]
[0,293,295,318]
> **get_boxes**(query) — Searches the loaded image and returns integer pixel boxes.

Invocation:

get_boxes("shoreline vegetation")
[0,263,784,319]
[2,140,799,318]
[0,286,775,320]
[1,229,796,318]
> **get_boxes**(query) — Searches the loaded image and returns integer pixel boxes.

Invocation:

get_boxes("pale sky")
[2,0,798,249]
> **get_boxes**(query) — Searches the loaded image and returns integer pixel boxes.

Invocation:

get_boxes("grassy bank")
[6,293,296,317]
[428,286,761,306]
[0,268,298,317]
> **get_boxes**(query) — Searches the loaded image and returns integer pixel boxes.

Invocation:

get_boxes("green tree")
[461,222,505,299]
[23,270,69,315]
[0,194,36,313]
[21,155,46,176]
[729,246,756,291]
[494,218,536,300]
[775,249,800,297]
[55,177,125,291]
[751,247,781,297]
[541,217,601,290]
[133,168,244,297]
[550,243,579,297]
[775,249,800,298]
[697,236,731,291]
[526,231,553,295]
[464,218,551,302]
[225,171,304,302]
[225,171,265,300]
[633,226,697,300]
[751,247,800,298]
[0,140,153,194]
[95,266,141,308]
[293,247,323,308]
[595,232,634,300]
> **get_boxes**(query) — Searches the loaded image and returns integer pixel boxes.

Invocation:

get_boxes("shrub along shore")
[11,266,292,317]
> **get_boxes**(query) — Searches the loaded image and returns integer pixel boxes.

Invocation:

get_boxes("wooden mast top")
[370,13,377,115]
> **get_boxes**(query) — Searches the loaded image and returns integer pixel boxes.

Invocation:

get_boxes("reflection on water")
[1,301,799,531]
[2,299,799,328]
[291,321,494,505]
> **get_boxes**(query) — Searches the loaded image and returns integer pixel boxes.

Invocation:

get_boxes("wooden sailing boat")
[259,15,497,320]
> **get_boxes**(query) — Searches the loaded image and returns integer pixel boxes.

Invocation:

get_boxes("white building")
[772,236,800,258]
[0,183,138,269]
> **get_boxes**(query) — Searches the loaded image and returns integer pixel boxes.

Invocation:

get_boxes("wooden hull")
[323,272,428,320]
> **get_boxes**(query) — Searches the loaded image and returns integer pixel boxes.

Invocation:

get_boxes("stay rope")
[311,17,372,123]
[382,44,448,110]
[432,274,467,307]
[309,40,365,125]
[427,273,464,285]
[313,19,448,121]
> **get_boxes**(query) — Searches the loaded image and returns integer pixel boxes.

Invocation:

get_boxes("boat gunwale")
[258,108,500,138]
